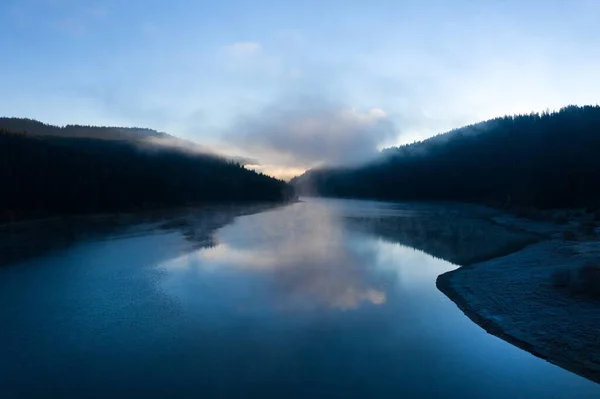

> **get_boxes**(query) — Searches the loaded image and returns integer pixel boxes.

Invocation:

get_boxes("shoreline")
[437,264,600,384]
[3,198,599,383]
[437,214,600,384]
[0,197,299,226]
[0,200,296,267]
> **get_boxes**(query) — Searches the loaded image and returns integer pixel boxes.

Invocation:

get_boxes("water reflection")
[160,198,536,314]
[343,205,539,266]
[162,201,388,311]
[155,199,600,398]
[2,198,599,398]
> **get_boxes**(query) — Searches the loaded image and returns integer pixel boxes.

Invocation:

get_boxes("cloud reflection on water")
[161,201,388,311]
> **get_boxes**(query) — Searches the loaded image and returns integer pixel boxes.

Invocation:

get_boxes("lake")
[1,198,599,398]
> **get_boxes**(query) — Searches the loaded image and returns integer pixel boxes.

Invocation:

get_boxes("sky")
[2,0,600,179]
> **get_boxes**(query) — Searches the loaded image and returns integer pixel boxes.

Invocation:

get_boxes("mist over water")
[1,199,598,398]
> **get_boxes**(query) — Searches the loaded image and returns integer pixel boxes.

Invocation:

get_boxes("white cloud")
[245,164,307,181]
[87,6,108,18]
[140,21,160,37]
[229,98,396,169]
[55,17,86,35]
[224,42,262,57]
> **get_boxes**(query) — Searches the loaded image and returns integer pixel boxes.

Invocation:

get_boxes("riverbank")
[0,201,291,267]
[437,213,600,384]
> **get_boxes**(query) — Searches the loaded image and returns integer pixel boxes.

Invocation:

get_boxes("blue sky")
[2,0,600,178]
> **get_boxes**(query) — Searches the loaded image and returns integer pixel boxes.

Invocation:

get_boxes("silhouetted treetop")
[0,117,171,141]
[1,121,294,221]
[293,105,600,209]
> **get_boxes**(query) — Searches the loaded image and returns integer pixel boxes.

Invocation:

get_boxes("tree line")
[0,117,171,141]
[1,123,294,221]
[292,105,600,209]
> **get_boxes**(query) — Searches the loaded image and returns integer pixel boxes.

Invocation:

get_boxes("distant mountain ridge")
[0,118,294,221]
[293,105,600,209]
[0,117,172,141]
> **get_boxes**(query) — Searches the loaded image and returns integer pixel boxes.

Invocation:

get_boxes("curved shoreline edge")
[437,244,600,385]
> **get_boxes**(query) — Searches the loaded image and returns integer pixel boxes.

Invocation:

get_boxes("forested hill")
[0,117,171,141]
[0,126,294,222]
[292,105,600,209]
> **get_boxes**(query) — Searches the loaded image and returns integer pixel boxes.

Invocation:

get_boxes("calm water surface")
[1,199,599,398]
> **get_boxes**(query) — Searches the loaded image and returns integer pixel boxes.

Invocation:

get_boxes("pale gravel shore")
[437,218,600,384]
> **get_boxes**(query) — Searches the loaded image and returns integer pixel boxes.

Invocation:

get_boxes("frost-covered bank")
[438,216,600,384]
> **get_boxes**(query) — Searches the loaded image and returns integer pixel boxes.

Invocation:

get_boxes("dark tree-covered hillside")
[292,105,600,209]
[0,117,171,141]
[0,128,294,221]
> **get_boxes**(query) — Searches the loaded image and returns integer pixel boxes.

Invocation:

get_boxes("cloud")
[245,164,308,181]
[55,17,86,35]
[141,136,213,155]
[224,42,262,57]
[228,97,397,169]
[87,6,108,18]
[75,84,175,127]
[11,0,110,35]
[140,21,160,37]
